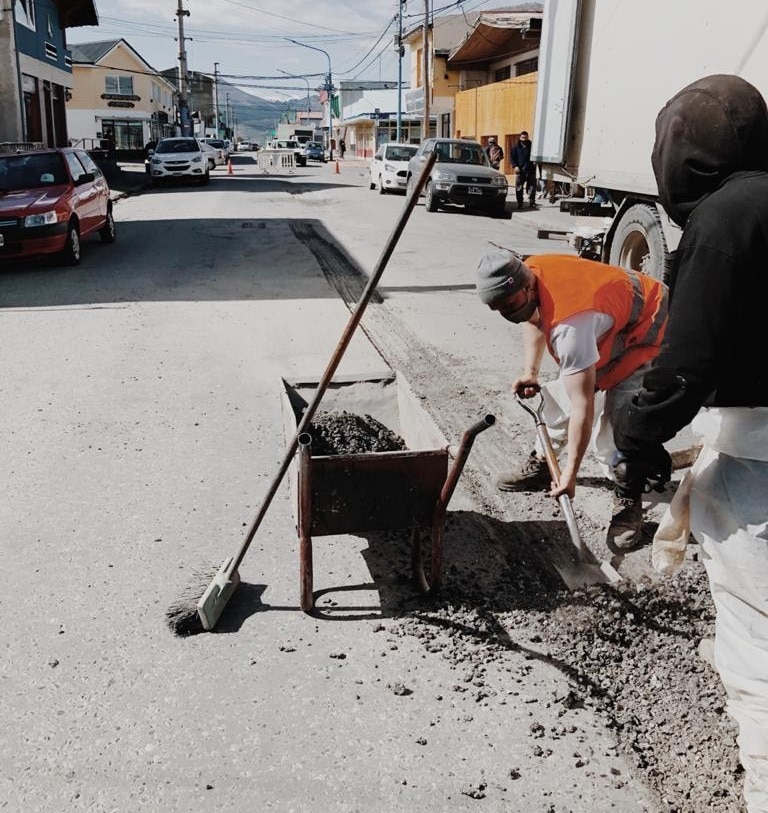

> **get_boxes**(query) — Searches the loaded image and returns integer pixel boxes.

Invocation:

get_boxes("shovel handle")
[518,392,588,559]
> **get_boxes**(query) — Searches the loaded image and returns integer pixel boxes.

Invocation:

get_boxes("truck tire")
[608,203,672,283]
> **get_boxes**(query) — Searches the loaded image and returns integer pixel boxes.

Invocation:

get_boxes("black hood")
[652,74,768,227]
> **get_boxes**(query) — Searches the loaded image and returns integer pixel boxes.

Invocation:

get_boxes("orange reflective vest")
[526,254,668,391]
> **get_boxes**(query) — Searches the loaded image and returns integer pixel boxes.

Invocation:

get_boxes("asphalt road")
[0,157,663,811]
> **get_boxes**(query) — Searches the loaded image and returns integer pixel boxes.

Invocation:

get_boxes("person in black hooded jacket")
[613,74,768,811]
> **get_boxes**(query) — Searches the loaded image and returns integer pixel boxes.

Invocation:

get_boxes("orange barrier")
[334,161,340,174]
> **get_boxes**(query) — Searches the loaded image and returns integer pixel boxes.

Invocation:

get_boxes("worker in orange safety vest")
[475,250,669,550]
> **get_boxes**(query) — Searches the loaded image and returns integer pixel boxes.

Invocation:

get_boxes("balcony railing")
[0,142,45,154]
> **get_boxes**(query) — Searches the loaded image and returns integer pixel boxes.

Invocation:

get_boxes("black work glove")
[611,446,672,494]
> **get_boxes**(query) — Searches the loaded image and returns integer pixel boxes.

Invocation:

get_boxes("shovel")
[515,391,622,589]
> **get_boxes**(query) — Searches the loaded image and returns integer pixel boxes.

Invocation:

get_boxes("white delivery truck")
[532,0,768,280]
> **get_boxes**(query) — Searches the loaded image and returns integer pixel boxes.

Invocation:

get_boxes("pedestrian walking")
[613,73,768,812]
[475,249,668,550]
[486,137,504,170]
[511,131,537,208]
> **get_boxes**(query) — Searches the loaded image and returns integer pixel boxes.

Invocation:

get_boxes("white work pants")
[538,366,648,481]
[689,408,768,812]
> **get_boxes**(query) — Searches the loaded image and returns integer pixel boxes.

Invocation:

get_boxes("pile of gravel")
[305,410,407,456]
[393,534,744,813]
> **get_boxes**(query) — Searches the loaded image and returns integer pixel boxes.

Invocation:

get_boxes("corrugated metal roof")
[447,10,542,65]
[69,40,121,64]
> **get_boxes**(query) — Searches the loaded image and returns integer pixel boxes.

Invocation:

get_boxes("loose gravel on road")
[292,221,747,813]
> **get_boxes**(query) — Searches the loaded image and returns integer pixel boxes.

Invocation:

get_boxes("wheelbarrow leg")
[297,434,314,612]
[411,526,436,594]
[413,415,495,596]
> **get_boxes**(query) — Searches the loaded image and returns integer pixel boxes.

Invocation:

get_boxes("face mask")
[499,288,537,323]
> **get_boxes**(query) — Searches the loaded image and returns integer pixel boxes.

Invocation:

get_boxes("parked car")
[200,137,230,161]
[149,138,210,185]
[0,147,115,265]
[236,141,252,152]
[302,141,326,163]
[198,140,225,169]
[369,142,418,194]
[406,138,508,216]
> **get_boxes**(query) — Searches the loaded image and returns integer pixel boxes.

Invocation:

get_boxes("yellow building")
[403,9,541,174]
[66,39,177,152]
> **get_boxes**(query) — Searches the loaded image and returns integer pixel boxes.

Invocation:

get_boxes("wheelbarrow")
[281,372,495,611]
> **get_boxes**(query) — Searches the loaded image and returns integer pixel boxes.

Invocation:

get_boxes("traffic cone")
[334,160,340,174]
[227,159,233,175]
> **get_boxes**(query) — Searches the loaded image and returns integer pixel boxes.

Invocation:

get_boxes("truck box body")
[532,0,768,278]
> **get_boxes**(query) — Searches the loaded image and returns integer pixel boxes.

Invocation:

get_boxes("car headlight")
[432,169,454,182]
[384,164,397,172]
[151,157,162,164]
[491,176,508,187]
[24,210,58,227]
[192,156,202,163]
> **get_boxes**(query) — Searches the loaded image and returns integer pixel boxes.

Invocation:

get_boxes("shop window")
[105,75,134,96]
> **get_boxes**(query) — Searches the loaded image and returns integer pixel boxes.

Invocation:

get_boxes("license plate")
[0,233,4,247]
[468,186,483,195]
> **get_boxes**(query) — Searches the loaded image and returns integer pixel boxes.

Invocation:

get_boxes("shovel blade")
[553,558,622,590]
[197,557,241,631]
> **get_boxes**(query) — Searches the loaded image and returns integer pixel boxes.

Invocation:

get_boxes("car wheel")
[490,201,507,219]
[200,172,210,186]
[99,208,116,243]
[61,220,81,266]
[369,175,376,190]
[406,175,415,199]
[378,175,386,195]
[425,181,439,212]
[208,159,215,171]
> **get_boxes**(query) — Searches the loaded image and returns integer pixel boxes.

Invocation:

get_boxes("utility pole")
[225,92,231,137]
[175,0,192,136]
[396,0,405,142]
[287,39,334,160]
[213,62,220,137]
[422,0,430,141]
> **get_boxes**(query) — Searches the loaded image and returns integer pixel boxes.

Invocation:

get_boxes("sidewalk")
[106,162,151,199]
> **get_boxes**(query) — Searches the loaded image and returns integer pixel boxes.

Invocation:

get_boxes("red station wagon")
[0,147,115,265]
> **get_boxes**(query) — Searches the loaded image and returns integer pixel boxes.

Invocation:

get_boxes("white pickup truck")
[264,139,306,167]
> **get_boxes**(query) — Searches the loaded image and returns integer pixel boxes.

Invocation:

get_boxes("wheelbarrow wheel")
[411,525,444,596]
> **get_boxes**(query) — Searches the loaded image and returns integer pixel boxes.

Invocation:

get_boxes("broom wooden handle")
[229,152,438,574]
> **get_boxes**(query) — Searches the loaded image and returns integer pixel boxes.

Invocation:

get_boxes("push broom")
[167,152,438,635]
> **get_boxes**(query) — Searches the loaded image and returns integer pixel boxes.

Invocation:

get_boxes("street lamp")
[286,38,334,160]
[277,68,311,117]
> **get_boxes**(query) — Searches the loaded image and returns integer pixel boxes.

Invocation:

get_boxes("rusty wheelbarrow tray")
[281,371,494,611]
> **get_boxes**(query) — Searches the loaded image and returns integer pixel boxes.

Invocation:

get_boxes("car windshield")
[433,143,488,166]
[156,139,200,154]
[384,145,417,161]
[208,140,225,148]
[0,152,69,190]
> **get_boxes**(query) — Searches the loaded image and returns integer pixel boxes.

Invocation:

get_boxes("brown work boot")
[608,489,644,551]
[496,452,550,492]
